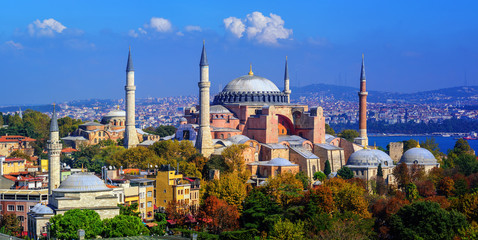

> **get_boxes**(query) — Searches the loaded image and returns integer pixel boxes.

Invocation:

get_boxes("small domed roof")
[31,203,53,214]
[227,135,250,144]
[179,117,187,122]
[400,147,437,165]
[266,158,298,166]
[347,149,394,167]
[222,75,280,93]
[210,105,232,114]
[54,173,111,193]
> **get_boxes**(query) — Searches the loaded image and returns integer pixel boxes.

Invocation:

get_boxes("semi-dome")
[347,149,394,167]
[213,71,288,105]
[54,173,111,193]
[400,147,437,165]
[266,158,298,166]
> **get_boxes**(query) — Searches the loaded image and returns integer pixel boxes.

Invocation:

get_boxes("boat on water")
[463,136,478,140]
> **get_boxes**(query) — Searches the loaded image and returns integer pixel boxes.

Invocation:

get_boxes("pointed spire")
[126,46,134,72]
[360,53,366,81]
[249,64,254,76]
[200,41,208,66]
[50,103,59,132]
[284,56,289,81]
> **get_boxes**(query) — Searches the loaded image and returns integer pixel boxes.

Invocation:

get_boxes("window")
[0,204,2,211]
[147,191,152,197]
[163,189,166,193]
[147,201,152,207]
[17,216,24,222]
[185,189,189,195]
[17,205,24,212]
[141,203,145,208]
[7,205,14,211]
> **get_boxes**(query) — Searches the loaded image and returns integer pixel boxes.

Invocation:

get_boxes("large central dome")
[223,75,281,93]
[213,71,288,105]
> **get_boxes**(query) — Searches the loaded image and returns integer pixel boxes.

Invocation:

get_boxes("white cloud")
[185,25,202,32]
[5,41,23,49]
[176,31,184,36]
[224,17,245,38]
[148,17,172,32]
[28,18,66,37]
[223,12,292,45]
[128,29,139,38]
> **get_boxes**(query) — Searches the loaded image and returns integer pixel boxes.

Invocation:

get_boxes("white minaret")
[124,47,139,149]
[47,104,62,195]
[284,56,291,103]
[195,42,213,157]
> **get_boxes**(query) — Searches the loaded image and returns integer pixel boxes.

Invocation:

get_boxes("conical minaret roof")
[126,47,134,72]
[200,41,208,66]
[360,54,366,81]
[284,56,289,81]
[50,104,59,132]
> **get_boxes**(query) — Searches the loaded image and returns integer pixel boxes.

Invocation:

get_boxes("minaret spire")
[47,103,62,195]
[355,54,368,146]
[283,56,291,103]
[195,41,213,157]
[124,47,139,148]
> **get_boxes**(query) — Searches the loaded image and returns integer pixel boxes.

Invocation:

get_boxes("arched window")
[312,165,316,173]
[220,134,224,139]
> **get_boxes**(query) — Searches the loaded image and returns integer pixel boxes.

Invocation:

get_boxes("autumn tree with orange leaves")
[198,196,239,234]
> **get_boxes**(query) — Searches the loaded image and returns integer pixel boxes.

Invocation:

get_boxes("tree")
[150,213,167,236]
[203,172,247,210]
[454,154,478,176]
[305,185,336,215]
[295,171,311,190]
[58,116,83,138]
[119,203,140,217]
[377,163,383,177]
[199,196,240,234]
[324,178,371,218]
[0,213,22,236]
[324,160,332,176]
[50,209,104,240]
[453,192,478,223]
[221,144,247,173]
[111,146,161,169]
[314,171,327,181]
[389,201,468,240]
[269,219,305,240]
[392,162,410,190]
[403,139,419,152]
[421,138,443,159]
[337,166,354,179]
[241,190,282,233]
[8,150,31,162]
[338,129,359,142]
[325,124,335,135]
[102,215,149,238]
[438,177,455,197]
[405,183,419,201]
[264,173,304,207]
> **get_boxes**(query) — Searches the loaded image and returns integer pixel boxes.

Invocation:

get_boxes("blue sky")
[1,1,477,105]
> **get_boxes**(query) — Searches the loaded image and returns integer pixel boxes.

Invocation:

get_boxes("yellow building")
[40,159,48,172]
[1,156,26,175]
[152,165,199,212]
[130,178,155,222]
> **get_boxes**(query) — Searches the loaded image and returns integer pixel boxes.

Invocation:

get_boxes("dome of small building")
[179,117,187,122]
[227,135,250,144]
[31,203,53,214]
[213,71,288,105]
[266,158,297,166]
[400,147,437,165]
[210,105,232,114]
[347,149,394,167]
[101,109,126,124]
[54,173,111,193]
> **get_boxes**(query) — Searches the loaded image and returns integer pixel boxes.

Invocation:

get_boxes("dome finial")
[374,142,377,149]
[249,64,253,76]
[417,140,420,148]
[117,105,120,110]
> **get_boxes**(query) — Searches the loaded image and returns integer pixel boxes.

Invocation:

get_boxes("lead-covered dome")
[347,149,394,167]
[400,147,437,165]
[54,173,111,192]
[213,71,288,105]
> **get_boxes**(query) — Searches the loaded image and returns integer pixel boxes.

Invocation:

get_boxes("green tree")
[8,150,31,162]
[324,160,332,176]
[221,144,247,173]
[403,139,419,152]
[102,215,149,238]
[241,190,282,233]
[389,201,468,240]
[421,138,443,159]
[338,129,359,142]
[0,213,22,236]
[50,209,104,240]
[295,171,311,190]
[118,203,140,217]
[150,213,167,236]
[325,124,335,135]
[337,166,354,179]
[269,219,305,240]
[377,163,383,177]
[204,172,247,210]
[405,183,419,201]
[58,116,83,138]
[314,171,327,181]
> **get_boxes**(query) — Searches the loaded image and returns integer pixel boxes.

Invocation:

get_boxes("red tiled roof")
[106,184,117,188]
[3,175,17,181]
[61,147,78,153]
[0,135,35,142]
[5,158,26,162]
[123,169,140,174]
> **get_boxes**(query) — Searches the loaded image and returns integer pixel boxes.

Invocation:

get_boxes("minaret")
[194,41,214,157]
[283,56,291,103]
[19,107,23,119]
[124,47,139,149]
[47,104,62,195]
[355,54,368,146]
